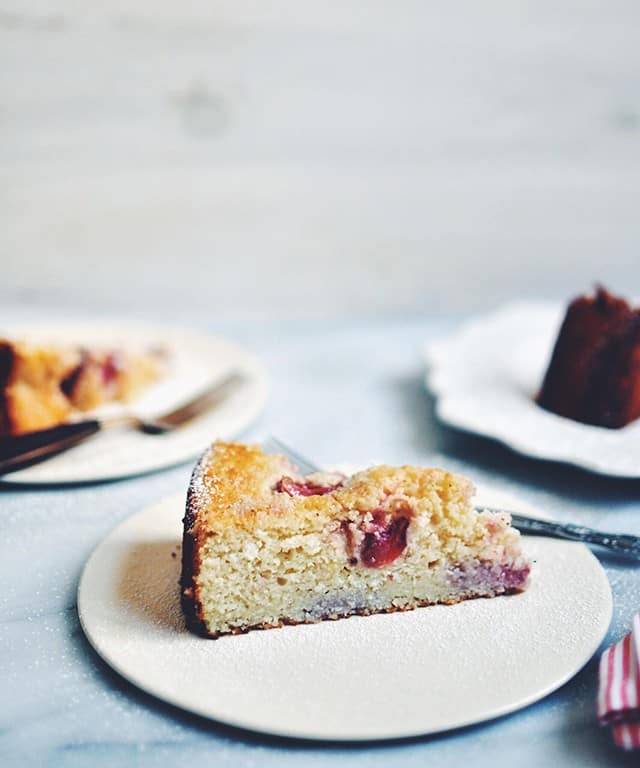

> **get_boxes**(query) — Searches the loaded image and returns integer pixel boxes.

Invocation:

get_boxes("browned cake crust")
[537,286,640,428]
[180,453,209,637]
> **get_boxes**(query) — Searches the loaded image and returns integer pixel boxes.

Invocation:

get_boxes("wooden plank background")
[1,1,639,318]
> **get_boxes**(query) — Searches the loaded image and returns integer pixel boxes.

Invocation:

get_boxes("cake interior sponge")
[181,443,531,638]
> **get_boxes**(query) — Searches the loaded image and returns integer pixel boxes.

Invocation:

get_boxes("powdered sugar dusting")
[184,442,217,517]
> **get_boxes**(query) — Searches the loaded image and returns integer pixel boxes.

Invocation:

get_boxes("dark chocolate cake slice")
[537,287,640,428]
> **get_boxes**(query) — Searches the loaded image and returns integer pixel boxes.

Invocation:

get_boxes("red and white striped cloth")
[598,613,640,750]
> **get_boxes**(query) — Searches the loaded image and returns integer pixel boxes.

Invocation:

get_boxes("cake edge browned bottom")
[183,586,528,640]
[180,450,211,637]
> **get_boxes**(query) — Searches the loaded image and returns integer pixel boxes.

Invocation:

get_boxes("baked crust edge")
[180,446,214,637]
[186,587,527,640]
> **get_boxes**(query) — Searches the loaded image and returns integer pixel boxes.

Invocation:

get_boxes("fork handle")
[508,513,640,560]
[0,420,102,476]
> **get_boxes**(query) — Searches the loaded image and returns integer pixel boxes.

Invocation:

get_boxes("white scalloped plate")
[78,486,612,741]
[425,301,640,477]
[0,320,269,484]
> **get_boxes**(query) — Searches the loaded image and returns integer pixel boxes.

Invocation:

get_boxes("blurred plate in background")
[0,319,269,484]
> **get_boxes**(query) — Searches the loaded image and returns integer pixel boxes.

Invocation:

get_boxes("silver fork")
[264,437,640,561]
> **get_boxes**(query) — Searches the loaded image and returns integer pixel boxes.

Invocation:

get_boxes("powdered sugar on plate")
[78,485,612,741]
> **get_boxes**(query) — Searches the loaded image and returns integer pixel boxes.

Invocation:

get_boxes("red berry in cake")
[360,510,410,567]
[276,475,343,496]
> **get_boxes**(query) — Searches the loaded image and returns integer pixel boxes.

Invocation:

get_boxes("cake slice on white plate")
[181,442,531,638]
[0,338,166,435]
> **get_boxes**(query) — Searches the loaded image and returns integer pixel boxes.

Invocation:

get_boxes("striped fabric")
[598,614,640,750]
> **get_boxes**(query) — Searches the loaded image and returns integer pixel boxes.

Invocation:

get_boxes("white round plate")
[78,487,612,742]
[1,320,269,484]
[425,301,640,477]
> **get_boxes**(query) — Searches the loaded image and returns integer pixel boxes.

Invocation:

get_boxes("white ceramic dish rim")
[0,318,269,484]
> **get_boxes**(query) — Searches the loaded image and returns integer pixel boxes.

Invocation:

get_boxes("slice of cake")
[0,339,166,435]
[181,442,531,638]
[537,286,640,428]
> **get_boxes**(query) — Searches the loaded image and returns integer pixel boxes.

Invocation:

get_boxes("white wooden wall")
[2,1,639,318]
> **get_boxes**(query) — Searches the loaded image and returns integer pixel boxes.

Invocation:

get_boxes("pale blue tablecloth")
[2,317,639,767]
